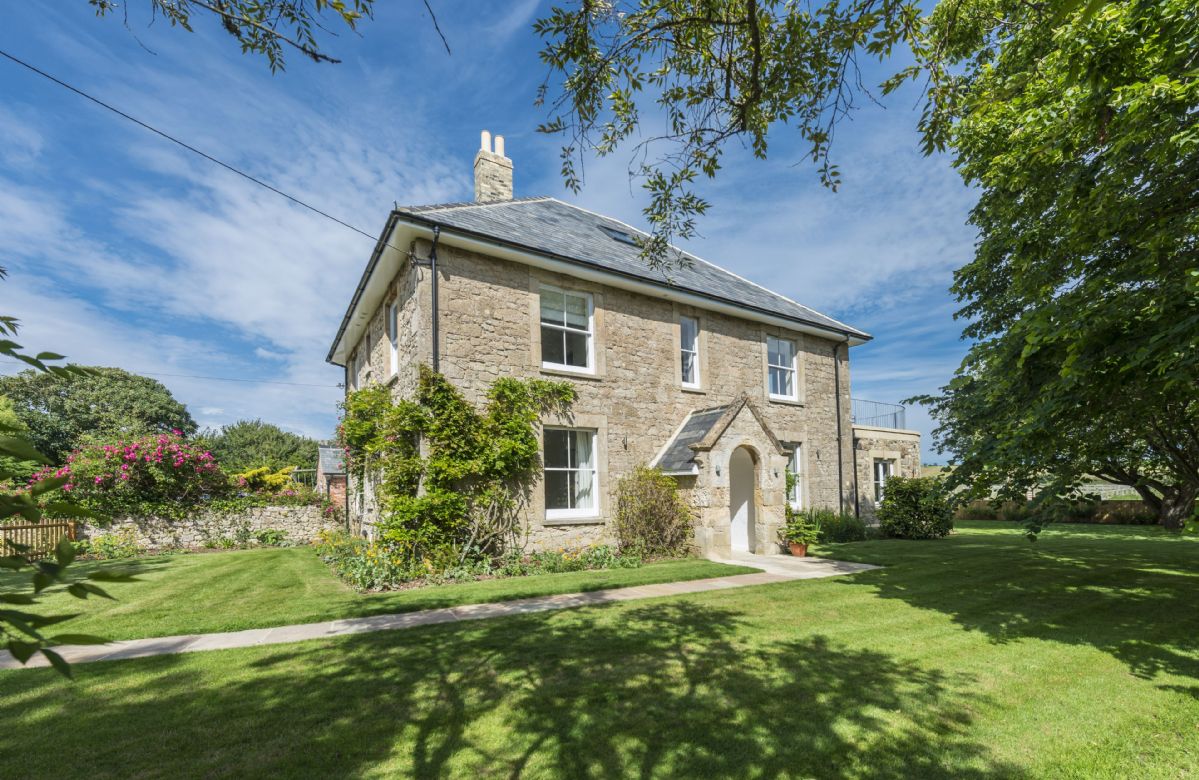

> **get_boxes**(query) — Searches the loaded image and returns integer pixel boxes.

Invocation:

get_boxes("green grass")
[2,522,1197,778]
[0,548,754,640]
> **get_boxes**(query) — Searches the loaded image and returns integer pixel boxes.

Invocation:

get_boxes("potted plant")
[780,511,820,557]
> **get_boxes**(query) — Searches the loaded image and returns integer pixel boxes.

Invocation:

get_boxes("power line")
[0,360,341,389]
[0,47,393,249]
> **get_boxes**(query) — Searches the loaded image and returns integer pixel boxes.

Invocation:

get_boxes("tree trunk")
[1131,484,1163,516]
[1158,484,1197,532]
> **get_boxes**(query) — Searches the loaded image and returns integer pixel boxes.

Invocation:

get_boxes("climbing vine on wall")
[339,366,576,565]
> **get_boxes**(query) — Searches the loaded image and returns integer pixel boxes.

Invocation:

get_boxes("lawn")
[1,522,1197,778]
[0,548,755,640]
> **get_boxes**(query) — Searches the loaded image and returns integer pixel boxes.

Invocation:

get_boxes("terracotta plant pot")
[788,542,808,557]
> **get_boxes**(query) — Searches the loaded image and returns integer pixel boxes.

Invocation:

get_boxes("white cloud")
[0,32,463,441]
[0,107,44,166]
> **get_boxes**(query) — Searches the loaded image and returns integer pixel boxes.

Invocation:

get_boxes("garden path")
[0,553,876,670]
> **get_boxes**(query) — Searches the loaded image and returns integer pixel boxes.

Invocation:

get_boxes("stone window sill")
[542,516,605,526]
[540,367,604,381]
[681,385,706,395]
[768,396,805,408]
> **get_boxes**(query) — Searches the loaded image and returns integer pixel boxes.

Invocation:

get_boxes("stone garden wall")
[78,505,338,551]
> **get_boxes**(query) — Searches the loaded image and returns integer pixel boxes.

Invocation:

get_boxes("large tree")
[198,419,319,474]
[0,395,36,485]
[911,0,1199,530]
[538,1,1197,529]
[0,367,197,465]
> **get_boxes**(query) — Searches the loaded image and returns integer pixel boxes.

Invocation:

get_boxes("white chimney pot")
[473,129,513,202]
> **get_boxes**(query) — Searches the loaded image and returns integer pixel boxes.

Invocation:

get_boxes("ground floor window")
[788,445,803,509]
[873,459,894,504]
[544,428,597,519]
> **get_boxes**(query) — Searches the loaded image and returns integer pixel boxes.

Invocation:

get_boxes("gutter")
[835,338,846,512]
[326,210,871,364]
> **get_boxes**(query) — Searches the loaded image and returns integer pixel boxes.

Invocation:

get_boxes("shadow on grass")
[0,602,1023,779]
[824,526,1199,682]
[0,555,174,595]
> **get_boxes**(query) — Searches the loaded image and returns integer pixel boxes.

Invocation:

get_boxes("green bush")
[232,466,298,493]
[79,527,143,559]
[954,500,998,521]
[613,465,694,557]
[806,508,869,542]
[877,476,954,539]
[254,528,289,547]
[314,530,643,591]
[956,498,1159,526]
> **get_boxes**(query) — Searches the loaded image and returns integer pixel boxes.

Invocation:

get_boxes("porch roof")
[652,405,732,476]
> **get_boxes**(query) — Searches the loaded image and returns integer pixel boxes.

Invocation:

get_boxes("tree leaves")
[914,0,1199,533]
[536,0,922,269]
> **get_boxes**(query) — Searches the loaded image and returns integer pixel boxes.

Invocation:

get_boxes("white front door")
[729,447,756,552]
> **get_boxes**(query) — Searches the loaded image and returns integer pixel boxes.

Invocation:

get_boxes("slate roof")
[652,405,732,475]
[393,197,869,340]
[317,445,345,475]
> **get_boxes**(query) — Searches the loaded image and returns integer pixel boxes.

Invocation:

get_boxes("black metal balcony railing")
[851,398,906,430]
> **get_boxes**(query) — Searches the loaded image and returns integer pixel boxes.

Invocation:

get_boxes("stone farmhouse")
[327,132,921,556]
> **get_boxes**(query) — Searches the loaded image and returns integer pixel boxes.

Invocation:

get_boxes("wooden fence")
[1,521,76,561]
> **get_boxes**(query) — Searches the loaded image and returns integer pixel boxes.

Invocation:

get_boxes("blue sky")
[0,2,976,462]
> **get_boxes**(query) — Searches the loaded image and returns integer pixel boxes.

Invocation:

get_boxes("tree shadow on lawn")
[826,529,1199,683]
[0,555,174,595]
[0,601,1024,779]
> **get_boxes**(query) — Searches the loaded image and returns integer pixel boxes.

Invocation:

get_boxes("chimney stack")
[473,129,513,202]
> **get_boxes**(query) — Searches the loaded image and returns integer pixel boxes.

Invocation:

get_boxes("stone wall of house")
[852,425,923,521]
[78,505,337,551]
[345,235,862,551]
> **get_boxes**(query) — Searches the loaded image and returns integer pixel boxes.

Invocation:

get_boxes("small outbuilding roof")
[317,444,345,475]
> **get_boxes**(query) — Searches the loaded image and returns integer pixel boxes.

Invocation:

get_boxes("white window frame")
[680,315,700,388]
[873,459,894,505]
[543,427,599,520]
[767,335,798,401]
[539,285,595,375]
[788,445,804,509]
[350,350,363,390]
[387,301,399,377]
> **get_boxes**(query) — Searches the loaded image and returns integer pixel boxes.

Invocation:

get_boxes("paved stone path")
[0,554,877,670]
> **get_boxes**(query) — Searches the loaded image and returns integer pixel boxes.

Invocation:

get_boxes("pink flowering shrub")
[31,431,229,518]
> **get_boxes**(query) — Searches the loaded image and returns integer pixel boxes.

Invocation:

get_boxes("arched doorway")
[728,447,757,552]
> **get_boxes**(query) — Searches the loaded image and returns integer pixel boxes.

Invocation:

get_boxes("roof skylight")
[598,225,639,246]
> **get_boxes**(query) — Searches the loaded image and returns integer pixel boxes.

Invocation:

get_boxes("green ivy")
[339,366,575,563]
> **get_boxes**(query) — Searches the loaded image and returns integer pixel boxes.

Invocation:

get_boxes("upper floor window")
[387,302,399,376]
[788,445,804,508]
[680,315,699,387]
[544,427,597,519]
[873,459,894,504]
[767,335,797,399]
[540,285,594,372]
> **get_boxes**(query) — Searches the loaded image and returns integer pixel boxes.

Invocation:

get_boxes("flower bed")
[315,530,642,591]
